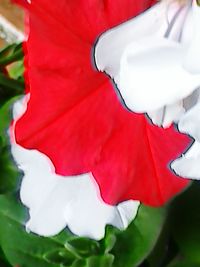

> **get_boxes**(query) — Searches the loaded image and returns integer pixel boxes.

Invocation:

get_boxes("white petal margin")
[11,98,140,240]
[171,103,200,179]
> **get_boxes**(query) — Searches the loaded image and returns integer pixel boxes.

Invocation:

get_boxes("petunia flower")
[11,0,191,239]
[95,0,200,128]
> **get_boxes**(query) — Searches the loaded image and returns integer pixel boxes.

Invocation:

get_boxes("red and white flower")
[11,0,195,239]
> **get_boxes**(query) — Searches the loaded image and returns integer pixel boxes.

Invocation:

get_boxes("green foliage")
[0,192,168,267]
[170,182,200,264]
[86,254,114,267]
[0,43,23,67]
[0,194,74,267]
[0,43,24,197]
[112,205,167,267]
[0,245,12,267]
[166,256,200,267]
[0,96,20,146]
[0,44,24,106]
[0,198,58,267]
[0,145,19,194]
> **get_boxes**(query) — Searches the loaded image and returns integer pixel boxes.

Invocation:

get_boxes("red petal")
[15,0,190,206]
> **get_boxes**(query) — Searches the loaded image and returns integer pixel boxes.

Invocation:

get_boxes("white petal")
[171,156,200,179]
[147,101,185,128]
[13,95,29,120]
[11,99,140,240]
[183,87,200,111]
[183,1,200,73]
[118,37,200,112]
[117,201,139,229]
[171,142,200,179]
[180,4,194,46]
[95,1,182,78]
[171,100,200,179]
[178,102,200,141]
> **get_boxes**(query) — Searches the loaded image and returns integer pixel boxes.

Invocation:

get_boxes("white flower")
[95,0,200,128]
[11,98,139,240]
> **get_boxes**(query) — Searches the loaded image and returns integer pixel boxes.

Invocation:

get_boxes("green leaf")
[44,248,75,266]
[0,72,24,95]
[97,226,118,256]
[170,182,200,264]
[8,61,24,80]
[0,258,12,267]
[111,205,167,267]
[0,146,19,194]
[0,194,76,267]
[0,44,24,106]
[86,254,114,267]
[0,43,23,66]
[147,221,170,267]
[66,238,100,258]
[0,96,20,146]
[0,44,18,59]
[0,246,12,267]
[167,256,200,267]
[103,233,116,254]
[71,259,86,267]
[0,97,21,194]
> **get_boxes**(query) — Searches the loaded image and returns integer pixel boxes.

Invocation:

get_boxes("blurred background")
[0,0,24,47]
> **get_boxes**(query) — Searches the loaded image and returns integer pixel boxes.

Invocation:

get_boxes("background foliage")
[0,43,199,267]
